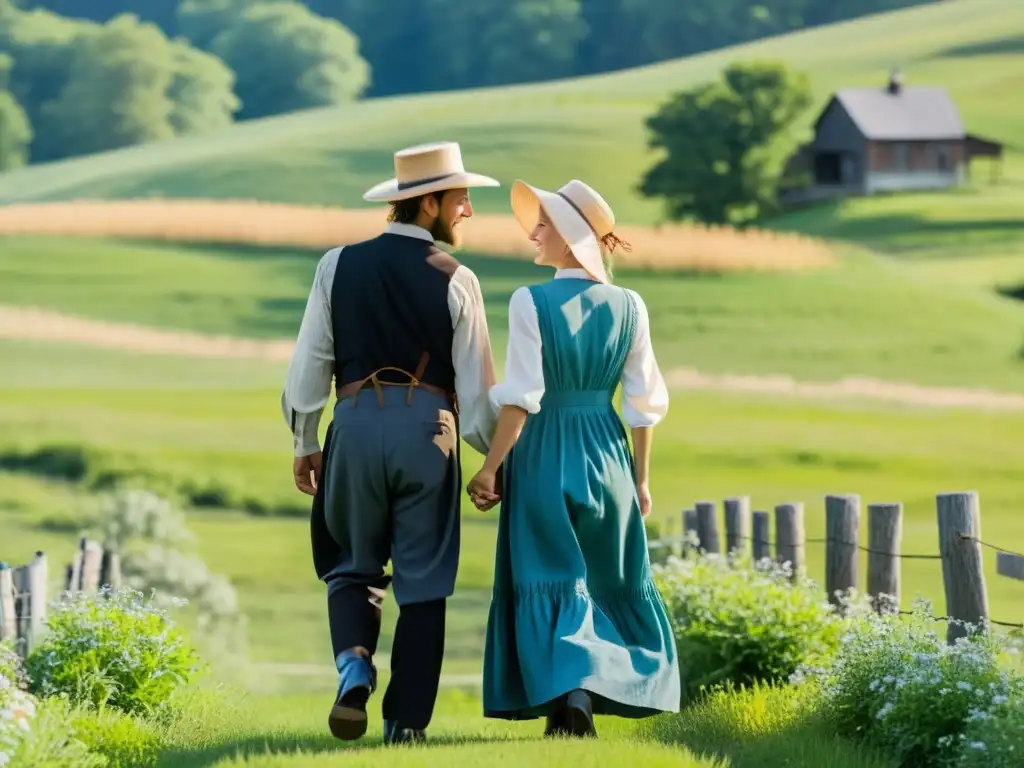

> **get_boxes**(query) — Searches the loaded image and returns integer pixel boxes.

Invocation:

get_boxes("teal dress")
[482,275,681,721]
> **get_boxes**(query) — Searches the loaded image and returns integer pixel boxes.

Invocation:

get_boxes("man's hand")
[293,451,323,496]
[467,468,500,511]
[637,480,652,518]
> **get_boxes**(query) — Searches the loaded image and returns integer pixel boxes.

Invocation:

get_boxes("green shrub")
[25,588,199,716]
[4,697,105,768]
[800,600,1024,767]
[0,642,37,768]
[70,705,161,767]
[652,552,846,701]
[959,687,1024,768]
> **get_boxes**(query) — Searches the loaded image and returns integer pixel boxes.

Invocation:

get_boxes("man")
[280,141,500,744]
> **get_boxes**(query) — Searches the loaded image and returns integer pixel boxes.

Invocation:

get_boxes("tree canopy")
[638,60,813,226]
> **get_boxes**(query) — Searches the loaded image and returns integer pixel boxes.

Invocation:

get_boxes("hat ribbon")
[397,171,460,191]
[555,191,599,237]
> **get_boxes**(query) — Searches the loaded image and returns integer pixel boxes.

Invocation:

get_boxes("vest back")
[330,233,459,393]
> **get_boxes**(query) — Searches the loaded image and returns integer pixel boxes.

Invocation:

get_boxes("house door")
[841,154,857,184]
[814,152,842,184]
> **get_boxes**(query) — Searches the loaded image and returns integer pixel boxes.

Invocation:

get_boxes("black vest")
[330,232,459,393]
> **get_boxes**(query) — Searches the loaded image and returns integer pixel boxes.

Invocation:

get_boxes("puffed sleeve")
[489,286,544,414]
[620,289,669,427]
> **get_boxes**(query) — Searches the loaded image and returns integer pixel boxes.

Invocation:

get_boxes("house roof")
[827,85,966,141]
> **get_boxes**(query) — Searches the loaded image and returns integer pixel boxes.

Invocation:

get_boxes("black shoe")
[383,719,427,745]
[544,709,570,737]
[564,689,597,738]
[328,648,377,741]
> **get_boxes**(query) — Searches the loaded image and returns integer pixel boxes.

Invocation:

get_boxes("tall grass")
[0,200,835,272]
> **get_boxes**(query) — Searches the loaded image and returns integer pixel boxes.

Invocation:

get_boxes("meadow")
[2,233,1023,673]
[1,0,1024,763]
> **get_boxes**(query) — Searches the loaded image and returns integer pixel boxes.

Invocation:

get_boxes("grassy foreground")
[94,681,890,767]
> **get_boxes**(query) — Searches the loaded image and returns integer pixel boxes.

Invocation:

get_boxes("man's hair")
[387,190,445,224]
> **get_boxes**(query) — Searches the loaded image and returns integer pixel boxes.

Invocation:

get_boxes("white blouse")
[488,268,669,427]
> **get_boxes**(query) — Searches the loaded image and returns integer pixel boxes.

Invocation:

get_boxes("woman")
[467,179,680,738]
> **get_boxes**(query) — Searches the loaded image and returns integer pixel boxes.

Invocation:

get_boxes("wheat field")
[0,199,835,272]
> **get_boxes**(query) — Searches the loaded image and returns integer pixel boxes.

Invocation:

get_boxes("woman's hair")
[599,231,631,281]
[538,206,631,280]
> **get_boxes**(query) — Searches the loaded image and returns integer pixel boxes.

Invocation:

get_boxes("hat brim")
[510,179,609,284]
[363,172,500,203]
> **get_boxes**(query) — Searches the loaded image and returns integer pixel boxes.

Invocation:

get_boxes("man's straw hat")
[363,141,500,202]
[510,179,616,284]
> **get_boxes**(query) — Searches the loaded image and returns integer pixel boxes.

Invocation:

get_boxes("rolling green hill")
[0,0,1020,233]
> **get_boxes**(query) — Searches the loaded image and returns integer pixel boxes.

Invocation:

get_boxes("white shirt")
[281,222,498,457]
[488,268,669,427]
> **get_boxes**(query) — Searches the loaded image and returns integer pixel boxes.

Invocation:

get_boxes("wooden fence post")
[997,552,1024,582]
[23,553,47,657]
[775,502,805,581]
[937,491,988,644]
[826,494,860,610]
[79,539,103,592]
[752,511,771,562]
[682,509,697,555]
[695,501,721,555]
[65,539,83,593]
[0,564,14,642]
[868,502,902,614]
[100,549,122,591]
[724,496,751,557]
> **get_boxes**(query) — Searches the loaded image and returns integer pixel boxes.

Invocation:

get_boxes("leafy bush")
[70,705,161,767]
[25,588,199,716]
[799,600,1024,767]
[653,551,846,701]
[91,489,246,652]
[0,643,36,768]
[959,686,1024,768]
[6,697,106,768]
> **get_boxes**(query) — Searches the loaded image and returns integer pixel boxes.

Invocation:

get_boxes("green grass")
[3,235,1023,390]
[91,681,888,767]
[5,382,1024,671]
[0,0,1020,232]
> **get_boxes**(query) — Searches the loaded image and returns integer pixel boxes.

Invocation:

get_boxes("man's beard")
[430,216,460,247]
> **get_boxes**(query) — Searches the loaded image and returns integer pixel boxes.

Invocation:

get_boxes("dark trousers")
[320,386,461,730]
[328,587,446,729]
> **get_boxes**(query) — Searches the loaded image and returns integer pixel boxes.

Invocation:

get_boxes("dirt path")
[3,303,1023,411]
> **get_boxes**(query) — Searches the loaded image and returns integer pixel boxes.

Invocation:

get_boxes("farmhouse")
[780,72,1004,205]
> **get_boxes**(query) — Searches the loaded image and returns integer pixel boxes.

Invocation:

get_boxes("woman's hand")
[637,480,652,518]
[467,468,501,511]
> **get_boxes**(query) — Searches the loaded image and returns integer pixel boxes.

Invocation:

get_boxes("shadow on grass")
[940,33,1024,58]
[154,732,524,768]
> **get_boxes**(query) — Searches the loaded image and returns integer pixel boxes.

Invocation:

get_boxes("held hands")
[467,467,501,511]
[293,451,323,496]
[637,480,652,518]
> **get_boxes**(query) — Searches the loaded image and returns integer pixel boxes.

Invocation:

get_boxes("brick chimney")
[887,68,904,95]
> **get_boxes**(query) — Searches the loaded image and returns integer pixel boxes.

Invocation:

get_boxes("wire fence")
[647,491,1024,635]
[1,539,123,659]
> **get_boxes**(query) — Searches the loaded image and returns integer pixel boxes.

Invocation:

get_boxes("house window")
[935,145,950,171]
[892,143,909,170]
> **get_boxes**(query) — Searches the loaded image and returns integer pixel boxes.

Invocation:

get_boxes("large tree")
[37,14,183,157]
[0,53,32,170]
[181,0,370,120]
[638,60,812,226]
[166,37,239,136]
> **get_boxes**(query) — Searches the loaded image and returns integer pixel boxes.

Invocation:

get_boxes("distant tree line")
[0,0,935,170]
